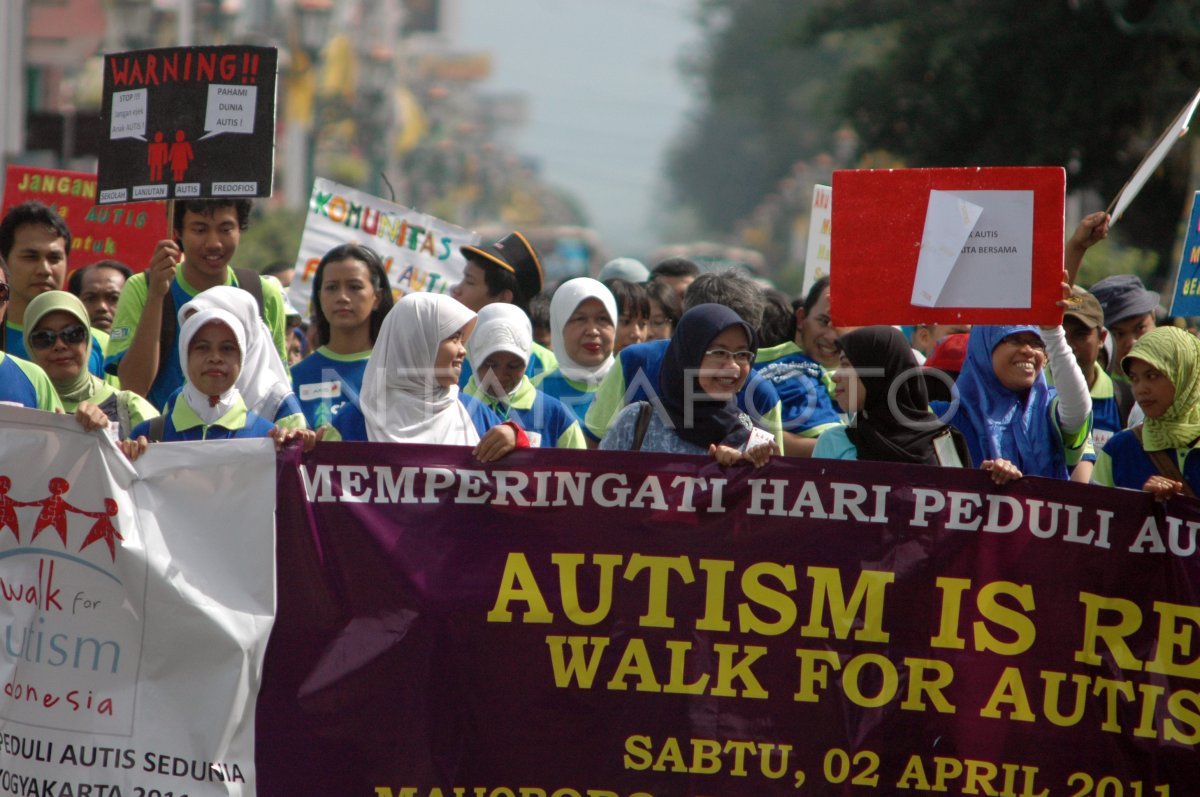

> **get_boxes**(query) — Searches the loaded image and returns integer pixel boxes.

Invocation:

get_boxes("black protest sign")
[97,46,277,205]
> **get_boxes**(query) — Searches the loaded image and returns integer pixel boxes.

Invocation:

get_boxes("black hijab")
[659,304,756,450]
[839,326,956,465]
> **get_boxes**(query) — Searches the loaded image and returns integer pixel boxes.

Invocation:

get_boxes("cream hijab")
[179,285,296,423]
[550,277,618,386]
[360,293,479,444]
[468,304,533,401]
[178,307,247,425]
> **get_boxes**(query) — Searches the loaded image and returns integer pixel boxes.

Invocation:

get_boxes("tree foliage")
[669,0,1200,272]
[236,206,307,273]
[665,1,858,232]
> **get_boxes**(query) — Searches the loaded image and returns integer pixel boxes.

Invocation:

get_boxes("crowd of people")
[2,197,1197,501]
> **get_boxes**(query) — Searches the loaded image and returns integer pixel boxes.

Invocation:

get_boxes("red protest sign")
[2,166,166,272]
[830,167,1065,326]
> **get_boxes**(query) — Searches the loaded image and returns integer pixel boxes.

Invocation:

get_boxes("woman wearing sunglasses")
[23,290,157,438]
[600,303,776,466]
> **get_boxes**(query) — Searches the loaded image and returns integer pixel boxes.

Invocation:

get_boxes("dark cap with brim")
[1063,285,1105,330]
[1089,274,1159,327]
[461,231,544,306]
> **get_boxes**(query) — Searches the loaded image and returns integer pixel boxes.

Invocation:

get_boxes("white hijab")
[468,304,532,402]
[360,293,479,445]
[179,285,296,424]
[550,277,618,386]
[179,308,247,426]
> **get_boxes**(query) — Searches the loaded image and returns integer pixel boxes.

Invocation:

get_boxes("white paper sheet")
[912,189,1034,309]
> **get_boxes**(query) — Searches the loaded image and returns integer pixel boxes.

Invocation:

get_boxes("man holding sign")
[107,199,289,409]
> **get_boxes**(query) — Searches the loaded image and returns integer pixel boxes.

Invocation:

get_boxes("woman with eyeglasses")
[23,290,157,437]
[930,320,1092,483]
[600,303,776,466]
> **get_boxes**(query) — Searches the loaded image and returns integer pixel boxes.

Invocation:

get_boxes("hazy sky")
[457,0,700,259]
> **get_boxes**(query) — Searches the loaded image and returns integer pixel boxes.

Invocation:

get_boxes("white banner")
[0,405,274,796]
[802,184,832,297]
[285,177,480,317]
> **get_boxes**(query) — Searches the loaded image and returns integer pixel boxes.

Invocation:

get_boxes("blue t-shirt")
[332,392,502,442]
[290,347,370,428]
[467,377,584,448]
[538,370,600,427]
[0,355,40,408]
[1093,430,1200,495]
[130,393,275,442]
[585,339,783,442]
[812,425,860,460]
[159,386,301,427]
[752,341,843,436]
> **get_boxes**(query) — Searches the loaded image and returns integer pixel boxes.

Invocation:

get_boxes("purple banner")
[260,444,1200,796]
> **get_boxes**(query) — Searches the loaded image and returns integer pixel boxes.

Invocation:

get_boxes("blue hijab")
[949,325,1066,478]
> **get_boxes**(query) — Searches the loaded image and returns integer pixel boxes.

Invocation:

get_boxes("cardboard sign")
[801,184,832,298]
[2,166,166,271]
[97,46,278,204]
[286,178,479,316]
[1109,87,1200,226]
[831,167,1065,325]
[1169,191,1200,318]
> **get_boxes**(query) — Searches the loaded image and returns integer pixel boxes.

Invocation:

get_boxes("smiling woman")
[23,290,157,439]
[931,324,1092,482]
[599,303,776,467]
[539,278,619,426]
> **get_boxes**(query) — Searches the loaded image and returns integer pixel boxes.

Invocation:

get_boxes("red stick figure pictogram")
[169,129,194,182]
[79,499,124,562]
[148,131,169,181]
[31,477,85,547]
[0,476,28,543]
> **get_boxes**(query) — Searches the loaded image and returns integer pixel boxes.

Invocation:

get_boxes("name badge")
[299,381,341,401]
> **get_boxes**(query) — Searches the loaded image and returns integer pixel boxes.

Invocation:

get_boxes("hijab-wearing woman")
[464,303,586,449]
[178,285,306,429]
[814,326,969,466]
[600,303,775,466]
[539,278,619,425]
[330,293,524,461]
[24,290,157,438]
[291,243,393,428]
[1093,326,1200,498]
[124,308,312,444]
[931,323,1092,483]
